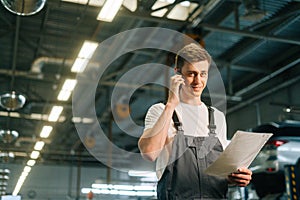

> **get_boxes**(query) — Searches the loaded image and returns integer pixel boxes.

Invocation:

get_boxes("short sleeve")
[144,103,165,131]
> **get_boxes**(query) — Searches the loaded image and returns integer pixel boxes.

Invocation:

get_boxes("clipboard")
[204,130,273,178]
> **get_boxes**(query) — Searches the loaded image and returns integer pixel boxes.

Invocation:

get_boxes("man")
[138,43,252,199]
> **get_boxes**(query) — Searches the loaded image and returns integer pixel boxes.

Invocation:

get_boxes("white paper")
[204,131,273,178]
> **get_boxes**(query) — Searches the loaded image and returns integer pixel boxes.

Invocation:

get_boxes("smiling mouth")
[191,85,201,90]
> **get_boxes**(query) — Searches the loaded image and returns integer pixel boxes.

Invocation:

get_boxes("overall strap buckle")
[172,111,183,132]
[208,106,217,135]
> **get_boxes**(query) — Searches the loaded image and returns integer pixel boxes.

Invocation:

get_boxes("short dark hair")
[175,43,211,70]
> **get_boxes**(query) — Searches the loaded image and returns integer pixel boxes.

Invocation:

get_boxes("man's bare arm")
[138,103,175,161]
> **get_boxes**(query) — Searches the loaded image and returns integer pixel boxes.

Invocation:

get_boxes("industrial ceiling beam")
[227,75,300,114]
[200,23,300,45]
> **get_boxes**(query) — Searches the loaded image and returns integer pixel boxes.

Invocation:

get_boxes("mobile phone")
[176,70,183,90]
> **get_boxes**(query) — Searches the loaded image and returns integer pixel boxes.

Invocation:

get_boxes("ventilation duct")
[0,0,46,16]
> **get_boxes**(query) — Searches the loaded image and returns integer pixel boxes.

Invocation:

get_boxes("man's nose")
[193,74,201,83]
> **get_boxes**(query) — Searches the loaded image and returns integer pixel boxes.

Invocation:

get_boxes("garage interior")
[0,0,300,199]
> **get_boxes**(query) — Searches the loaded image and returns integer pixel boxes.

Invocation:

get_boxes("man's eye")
[201,72,207,77]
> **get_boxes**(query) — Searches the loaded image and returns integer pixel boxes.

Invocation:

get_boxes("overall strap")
[172,111,183,132]
[207,106,217,135]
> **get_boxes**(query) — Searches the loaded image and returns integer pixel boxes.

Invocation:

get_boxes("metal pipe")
[227,75,300,114]
[11,16,20,90]
[200,23,300,45]
[235,58,300,96]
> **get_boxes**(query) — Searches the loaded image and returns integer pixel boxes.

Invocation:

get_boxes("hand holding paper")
[204,131,273,178]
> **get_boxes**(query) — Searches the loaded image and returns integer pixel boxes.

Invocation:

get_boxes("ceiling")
[0,0,300,199]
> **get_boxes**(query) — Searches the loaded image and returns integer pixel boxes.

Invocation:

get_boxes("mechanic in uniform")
[138,43,252,199]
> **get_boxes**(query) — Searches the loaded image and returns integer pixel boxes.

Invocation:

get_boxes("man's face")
[180,60,209,98]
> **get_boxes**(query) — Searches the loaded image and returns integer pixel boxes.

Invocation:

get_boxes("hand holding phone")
[168,69,184,106]
[176,70,184,90]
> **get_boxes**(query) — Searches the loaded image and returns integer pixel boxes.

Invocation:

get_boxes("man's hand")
[227,168,252,187]
[167,73,185,106]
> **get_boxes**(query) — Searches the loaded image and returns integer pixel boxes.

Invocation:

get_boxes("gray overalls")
[157,106,228,200]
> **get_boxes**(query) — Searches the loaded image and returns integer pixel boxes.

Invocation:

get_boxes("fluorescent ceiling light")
[71,58,89,73]
[140,176,158,182]
[48,106,63,122]
[91,183,156,191]
[24,166,31,173]
[40,125,53,138]
[78,41,98,59]
[123,0,137,12]
[82,188,156,196]
[97,0,123,22]
[151,0,172,17]
[167,2,197,21]
[21,171,29,177]
[62,79,77,90]
[152,1,169,10]
[13,178,25,196]
[57,90,72,101]
[57,79,77,101]
[158,0,175,3]
[30,151,40,159]
[128,170,156,177]
[180,1,190,7]
[134,185,157,191]
[151,0,196,20]
[27,160,36,167]
[83,183,156,196]
[72,117,94,123]
[34,141,45,151]
[151,8,168,17]
[71,41,98,73]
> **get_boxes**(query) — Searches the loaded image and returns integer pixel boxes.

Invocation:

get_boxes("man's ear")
[175,67,181,74]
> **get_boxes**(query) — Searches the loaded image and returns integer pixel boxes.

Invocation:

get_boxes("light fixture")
[166,1,197,21]
[26,160,36,167]
[40,125,53,138]
[84,182,157,197]
[0,175,9,181]
[97,0,123,22]
[34,141,45,151]
[0,152,14,163]
[78,41,99,59]
[0,181,8,186]
[48,106,63,122]
[23,166,31,173]
[0,91,26,111]
[0,169,10,175]
[71,58,89,73]
[57,79,77,101]
[30,151,40,159]
[0,130,19,143]
[71,41,98,73]
[12,165,32,196]
[0,0,46,16]
[0,168,10,195]
[128,170,156,177]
